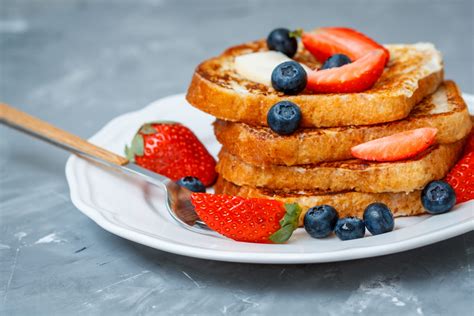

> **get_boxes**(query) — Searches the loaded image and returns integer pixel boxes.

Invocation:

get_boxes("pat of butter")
[234,51,311,86]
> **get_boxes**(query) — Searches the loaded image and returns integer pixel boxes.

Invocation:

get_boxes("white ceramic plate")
[65,93,474,264]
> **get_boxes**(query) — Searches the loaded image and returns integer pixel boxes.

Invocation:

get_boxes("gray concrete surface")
[0,0,473,315]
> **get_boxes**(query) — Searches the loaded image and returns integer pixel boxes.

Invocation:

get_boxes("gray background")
[1,0,473,315]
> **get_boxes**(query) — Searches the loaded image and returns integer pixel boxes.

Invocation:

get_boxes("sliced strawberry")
[306,49,385,93]
[351,128,438,162]
[302,27,390,65]
[445,132,474,203]
[190,193,301,244]
[125,122,217,186]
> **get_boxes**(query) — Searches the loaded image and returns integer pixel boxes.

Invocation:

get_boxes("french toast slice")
[214,81,472,166]
[214,177,426,227]
[187,40,443,128]
[216,140,465,193]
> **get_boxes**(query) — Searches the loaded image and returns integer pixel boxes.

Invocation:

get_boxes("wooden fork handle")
[0,103,129,166]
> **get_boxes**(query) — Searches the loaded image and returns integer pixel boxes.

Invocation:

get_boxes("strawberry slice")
[191,193,301,243]
[306,49,386,93]
[445,132,474,203]
[351,128,438,162]
[302,27,390,65]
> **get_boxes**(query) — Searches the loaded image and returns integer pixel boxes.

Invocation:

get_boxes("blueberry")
[421,180,456,214]
[267,101,302,135]
[304,205,339,238]
[267,28,298,58]
[363,203,394,235]
[335,217,365,241]
[176,176,206,193]
[271,61,307,95]
[320,54,352,70]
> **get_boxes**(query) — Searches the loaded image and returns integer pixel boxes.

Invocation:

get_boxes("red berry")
[125,122,216,186]
[306,49,386,93]
[302,27,390,65]
[190,193,301,243]
[351,128,438,162]
[446,132,474,204]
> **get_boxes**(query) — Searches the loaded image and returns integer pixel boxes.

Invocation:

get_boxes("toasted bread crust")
[214,177,426,227]
[214,81,472,165]
[186,41,443,128]
[216,140,465,193]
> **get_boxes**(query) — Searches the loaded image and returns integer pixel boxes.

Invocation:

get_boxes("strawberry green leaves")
[124,133,144,162]
[289,28,303,39]
[139,124,157,135]
[269,203,302,243]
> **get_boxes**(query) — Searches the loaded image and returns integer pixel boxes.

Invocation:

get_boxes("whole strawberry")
[191,193,301,243]
[125,122,217,186]
[446,132,474,204]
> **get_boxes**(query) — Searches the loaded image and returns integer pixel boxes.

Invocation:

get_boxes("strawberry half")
[302,27,390,65]
[445,132,474,204]
[306,49,386,93]
[125,122,217,186]
[191,193,301,243]
[351,128,438,162]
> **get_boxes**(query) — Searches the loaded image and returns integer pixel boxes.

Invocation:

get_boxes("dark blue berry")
[421,180,456,214]
[320,54,352,70]
[271,61,307,95]
[267,101,302,135]
[335,217,365,241]
[267,28,298,58]
[363,203,394,235]
[304,205,338,238]
[176,176,206,193]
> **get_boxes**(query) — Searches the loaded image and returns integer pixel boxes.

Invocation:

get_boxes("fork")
[0,103,212,235]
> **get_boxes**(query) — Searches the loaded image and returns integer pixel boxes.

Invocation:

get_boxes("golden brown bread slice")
[214,177,426,227]
[214,81,472,166]
[186,40,443,128]
[216,140,465,193]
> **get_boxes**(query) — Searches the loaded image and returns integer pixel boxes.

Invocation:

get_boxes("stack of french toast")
[186,27,472,226]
